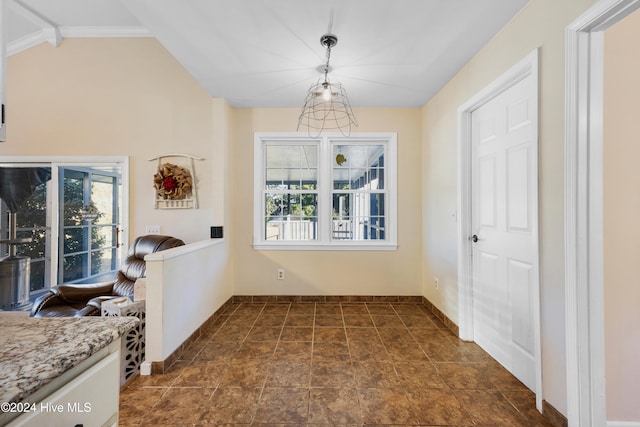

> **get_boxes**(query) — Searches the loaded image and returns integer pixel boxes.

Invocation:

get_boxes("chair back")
[112,235,185,296]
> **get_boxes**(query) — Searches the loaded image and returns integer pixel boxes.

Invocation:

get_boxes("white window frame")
[0,156,129,294]
[254,132,397,251]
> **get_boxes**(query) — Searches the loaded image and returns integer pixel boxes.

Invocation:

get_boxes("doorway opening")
[565,1,640,425]
[457,49,542,409]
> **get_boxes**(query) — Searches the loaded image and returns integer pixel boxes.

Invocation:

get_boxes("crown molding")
[8,26,152,56]
[7,31,43,56]
[58,26,152,38]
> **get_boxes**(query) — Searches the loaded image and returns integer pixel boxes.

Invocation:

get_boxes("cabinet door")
[7,351,120,427]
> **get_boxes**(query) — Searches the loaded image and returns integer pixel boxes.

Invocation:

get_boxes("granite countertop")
[0,316,138,404]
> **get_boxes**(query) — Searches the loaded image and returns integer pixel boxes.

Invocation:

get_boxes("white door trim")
[565,1,640,426]
[457,48,541,410]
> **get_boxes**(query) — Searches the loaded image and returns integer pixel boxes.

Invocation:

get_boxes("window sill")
[253,242,398,251]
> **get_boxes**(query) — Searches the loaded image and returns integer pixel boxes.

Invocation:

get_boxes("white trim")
[58,26,152,38]
[7,26,152,57]
[7,31,45,56]
[565,1,640,426]
[0,155,130,288]
[253,132,397,250]
[145,238,224,261]
[253,243,398,251]
[7,0,62,47]
[457,48,542,410]
[608,422,640,427]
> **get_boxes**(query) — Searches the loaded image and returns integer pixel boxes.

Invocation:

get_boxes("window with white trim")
[254,133,397,250]
[0,158,127,299]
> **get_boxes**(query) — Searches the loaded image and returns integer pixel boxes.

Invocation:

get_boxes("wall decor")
[149,153,204,209]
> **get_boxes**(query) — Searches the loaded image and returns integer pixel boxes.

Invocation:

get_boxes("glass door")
[59,167,121,284]
[0,167,52,294]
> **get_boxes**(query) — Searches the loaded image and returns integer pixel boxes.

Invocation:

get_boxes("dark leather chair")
[31,235,185,317]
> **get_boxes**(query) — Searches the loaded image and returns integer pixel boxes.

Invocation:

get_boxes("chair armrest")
[86,296,120,312]
[55,282,116,303]
[30,291,65,317]
[73,304,102,317]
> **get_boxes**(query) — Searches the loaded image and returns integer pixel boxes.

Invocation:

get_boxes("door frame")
[457,48,542,410]
[0,155,129,290]
[565,1,640,426]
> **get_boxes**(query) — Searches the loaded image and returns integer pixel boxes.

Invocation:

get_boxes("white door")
[471,73,538,391]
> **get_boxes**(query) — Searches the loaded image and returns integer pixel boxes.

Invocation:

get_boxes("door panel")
[479,155,497,228]
[508,258,534,353]
[507,145,531,231]
[471,74,537,391]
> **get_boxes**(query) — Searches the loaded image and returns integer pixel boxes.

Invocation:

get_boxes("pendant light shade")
[297,33,358,137]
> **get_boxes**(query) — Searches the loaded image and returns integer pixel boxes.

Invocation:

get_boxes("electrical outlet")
[146,225,161,235]
[277,269,285,280]
[434,277,439,289]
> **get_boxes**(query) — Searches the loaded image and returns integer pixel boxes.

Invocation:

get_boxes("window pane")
[332,193,351,218]
[266,193,287,219]
[266,168,285,186]
[265,218,318,241]
[289,169,318,190]
[0,167,52,290]
[333,168,350,190]
[63,170,85,226]
[369,167,384,190]
[350,169,367,189]
[15,182,47,228]
[64,227,88,254]
[30,260,46,292]
[266,145,318,191]
[332,193,385,241]
[92,225,114,250]
[91,248,115,275]
[265,145,281,166]
[265,193,317,241]
[63,253,87,282]
[264,144,318,240]
[333,144,385,190]
[91,176,115,224]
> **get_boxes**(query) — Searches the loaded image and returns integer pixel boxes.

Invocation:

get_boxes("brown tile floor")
[119,302,552,426]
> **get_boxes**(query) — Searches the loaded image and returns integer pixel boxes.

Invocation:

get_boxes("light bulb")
[322,84,332,101]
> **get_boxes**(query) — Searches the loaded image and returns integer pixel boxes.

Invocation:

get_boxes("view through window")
[0,160,125,298]
[255,133,397,249]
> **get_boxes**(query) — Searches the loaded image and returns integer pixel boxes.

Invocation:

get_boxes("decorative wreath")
[153,163,193,200]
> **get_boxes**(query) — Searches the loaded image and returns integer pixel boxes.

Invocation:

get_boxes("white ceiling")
[6,0,529,108]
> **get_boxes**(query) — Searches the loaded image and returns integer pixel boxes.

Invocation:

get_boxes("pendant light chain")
[323,41,332,83]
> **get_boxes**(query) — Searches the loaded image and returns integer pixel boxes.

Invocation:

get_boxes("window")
[0,158,128,299]
[0,167,50,293]
[60,167,121,284]
[254,133,397,250]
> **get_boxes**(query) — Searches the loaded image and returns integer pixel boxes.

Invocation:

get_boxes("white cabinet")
[6,342,121,427]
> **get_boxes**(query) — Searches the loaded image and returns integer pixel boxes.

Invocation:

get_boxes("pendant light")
[297,33,358,137]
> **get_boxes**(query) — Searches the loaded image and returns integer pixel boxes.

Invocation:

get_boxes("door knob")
[471,234,479,243]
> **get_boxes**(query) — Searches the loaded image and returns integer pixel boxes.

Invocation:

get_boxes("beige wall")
[10,2,638,419]
[230,107,423,296]
[3,38,219,244]
[604,10,640,421]
[420,0,597,415]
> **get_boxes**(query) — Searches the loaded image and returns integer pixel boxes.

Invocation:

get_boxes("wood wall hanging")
[149,153,204,209]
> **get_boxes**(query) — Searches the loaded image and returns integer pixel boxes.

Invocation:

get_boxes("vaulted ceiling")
[6,0,529,108]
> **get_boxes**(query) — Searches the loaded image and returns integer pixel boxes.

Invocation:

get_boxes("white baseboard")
[608,421,640,427]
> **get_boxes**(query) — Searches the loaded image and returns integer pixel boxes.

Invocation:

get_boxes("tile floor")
[119,302,553,426]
